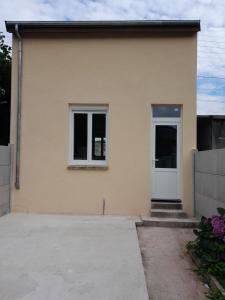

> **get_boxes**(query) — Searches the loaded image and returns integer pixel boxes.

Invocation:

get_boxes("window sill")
[67,164,109,170]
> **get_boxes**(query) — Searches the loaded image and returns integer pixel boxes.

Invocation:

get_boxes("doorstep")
[139,216,199,228]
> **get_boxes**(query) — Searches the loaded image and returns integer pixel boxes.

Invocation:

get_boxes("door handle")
[152,159,159,166]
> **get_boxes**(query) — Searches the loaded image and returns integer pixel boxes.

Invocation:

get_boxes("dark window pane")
[74,113,87,160]
[155,125,177,168]
[92,114,106,160]
[153,105,181,118]
[213,119,225,149]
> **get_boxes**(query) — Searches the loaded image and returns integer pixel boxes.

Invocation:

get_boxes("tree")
[0,34,11,145]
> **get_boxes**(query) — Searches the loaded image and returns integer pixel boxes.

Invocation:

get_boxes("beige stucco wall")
[10,31,197,216]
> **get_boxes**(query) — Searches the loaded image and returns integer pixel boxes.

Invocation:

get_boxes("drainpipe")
[192,149,197,217]
[15,24,22,189]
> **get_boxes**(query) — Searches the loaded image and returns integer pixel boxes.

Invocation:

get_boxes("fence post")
[192,149,197,217]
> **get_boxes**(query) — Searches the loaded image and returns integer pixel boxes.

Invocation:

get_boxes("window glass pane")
[74,113,87,160]
[92,114,106,160]
[155,125,177,168]
[153,105,181,118]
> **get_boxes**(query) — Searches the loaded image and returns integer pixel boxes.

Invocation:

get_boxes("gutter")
[5,20,201,33]
[14,24,22,189]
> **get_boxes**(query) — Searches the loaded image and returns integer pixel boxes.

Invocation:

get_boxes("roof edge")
[5,20,201,33]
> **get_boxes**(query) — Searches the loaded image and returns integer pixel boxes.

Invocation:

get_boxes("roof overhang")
[5,20,200,34]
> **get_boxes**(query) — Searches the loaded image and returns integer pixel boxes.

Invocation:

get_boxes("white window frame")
[69,105,108,166]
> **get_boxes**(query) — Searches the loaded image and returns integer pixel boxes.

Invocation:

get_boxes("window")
[152,105,181,118]
[69,106,108,166]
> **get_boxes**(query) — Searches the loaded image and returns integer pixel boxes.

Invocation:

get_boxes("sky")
[0,0,225,115]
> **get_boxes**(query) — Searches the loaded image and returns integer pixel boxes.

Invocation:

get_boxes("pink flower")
[211,216,225,238]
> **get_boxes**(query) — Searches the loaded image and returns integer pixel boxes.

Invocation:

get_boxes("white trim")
[70,105,108,111]
[87,112,92,162]
[152,117,181,123]
[68,105,108,166]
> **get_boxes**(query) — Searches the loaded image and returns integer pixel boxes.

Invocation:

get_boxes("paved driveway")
[0,214,148,300]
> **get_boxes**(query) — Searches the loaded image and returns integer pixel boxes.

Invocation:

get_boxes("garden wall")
[0,145,11,216]
[195,148,225,218]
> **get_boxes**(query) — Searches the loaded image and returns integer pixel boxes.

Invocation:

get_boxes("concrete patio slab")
[0,213,148,300]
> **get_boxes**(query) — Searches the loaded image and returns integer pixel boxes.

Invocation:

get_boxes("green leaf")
[217,207,225,216]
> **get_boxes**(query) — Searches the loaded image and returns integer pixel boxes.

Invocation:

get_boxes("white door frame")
[151,117,181,200]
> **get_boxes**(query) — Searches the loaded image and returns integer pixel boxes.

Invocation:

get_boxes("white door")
[152,118,181,200]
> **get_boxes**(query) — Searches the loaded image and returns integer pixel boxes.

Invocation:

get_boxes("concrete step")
[151,202,183,210]
[142,217,199,228]
[151,209,187,218]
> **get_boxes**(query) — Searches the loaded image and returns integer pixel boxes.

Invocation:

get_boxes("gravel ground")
[137,227,208,300]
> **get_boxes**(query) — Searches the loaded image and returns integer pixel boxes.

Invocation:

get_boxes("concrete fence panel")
[195,148,225,218]
[0,145,11,216]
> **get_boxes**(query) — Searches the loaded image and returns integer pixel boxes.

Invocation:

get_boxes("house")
[197,115,225,151]
[6,20,200,216]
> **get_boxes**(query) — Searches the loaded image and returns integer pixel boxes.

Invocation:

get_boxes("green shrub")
[187,208,225,286]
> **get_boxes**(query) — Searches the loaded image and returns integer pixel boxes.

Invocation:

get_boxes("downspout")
[15,24,22,189]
